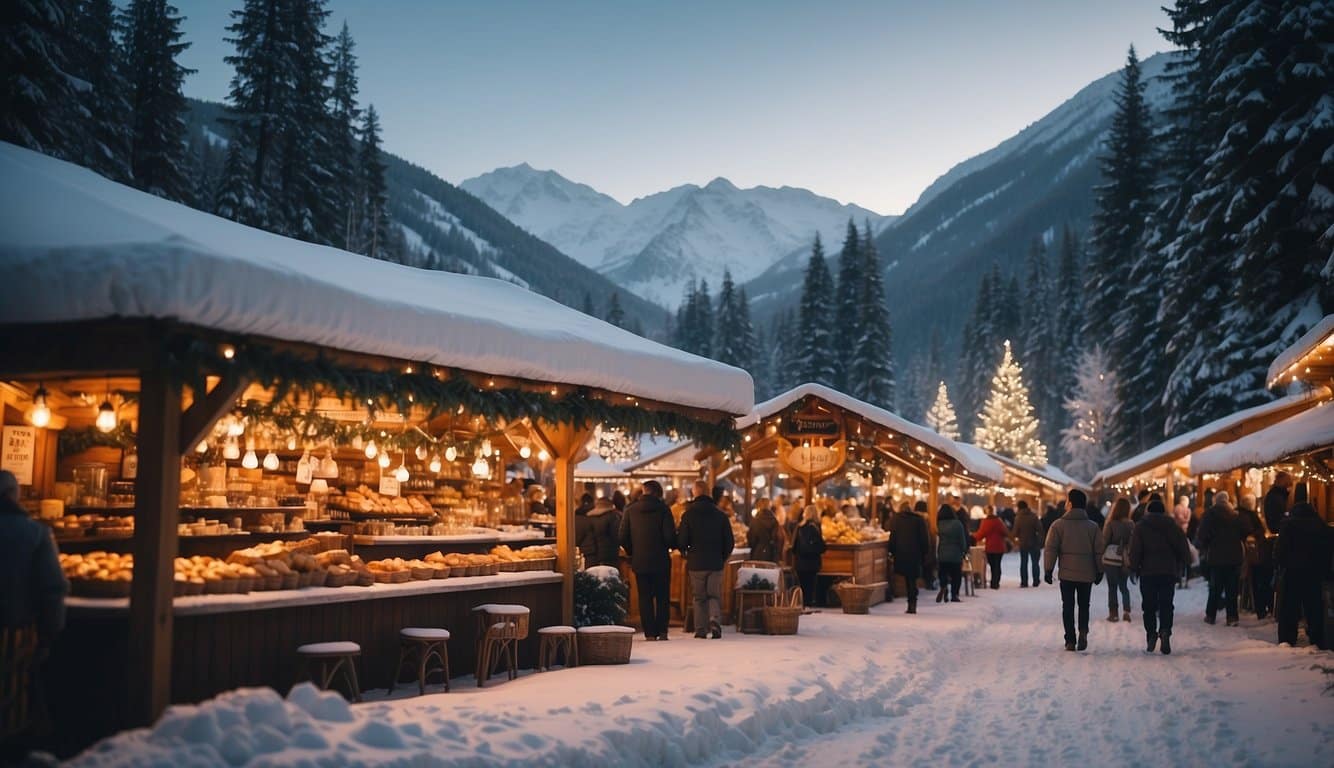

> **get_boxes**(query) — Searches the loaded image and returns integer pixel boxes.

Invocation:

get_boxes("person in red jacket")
[973,506,1009,589]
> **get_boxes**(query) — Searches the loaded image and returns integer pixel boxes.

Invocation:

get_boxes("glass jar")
[72,463,109,507]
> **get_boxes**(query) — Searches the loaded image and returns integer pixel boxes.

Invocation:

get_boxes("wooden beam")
[927,470,940,536]
[128,359,182,728]
[178,372,250,454]
[532,421,595,626]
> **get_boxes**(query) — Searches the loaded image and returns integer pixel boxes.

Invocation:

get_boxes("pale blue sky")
[174,1,1173,214]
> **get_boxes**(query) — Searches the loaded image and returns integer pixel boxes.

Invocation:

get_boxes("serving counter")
[820,540,890,605]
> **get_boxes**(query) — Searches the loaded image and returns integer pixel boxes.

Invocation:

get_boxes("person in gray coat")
[935,506,968,603]
[1011,500,1044,588]
[1044,489,1105,652]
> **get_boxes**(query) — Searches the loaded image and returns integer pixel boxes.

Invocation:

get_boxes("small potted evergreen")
[574,567,635,664]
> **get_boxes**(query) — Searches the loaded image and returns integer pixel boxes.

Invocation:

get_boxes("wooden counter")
[820,540,889,606]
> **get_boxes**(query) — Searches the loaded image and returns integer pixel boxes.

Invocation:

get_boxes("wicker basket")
[834,582,876,614]
[763,587,804,635]
[281,572,301,590]
[373,569,412,584]
[234,577,254,594]
[576,626,634,665]
[73,578,132,599]
[324,570,357,588]
[431,566,450,579]
[497,560,521,572]
[354,570,376,587]
[409,566,434,581]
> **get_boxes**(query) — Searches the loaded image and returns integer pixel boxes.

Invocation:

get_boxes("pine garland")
[58,423,137,457]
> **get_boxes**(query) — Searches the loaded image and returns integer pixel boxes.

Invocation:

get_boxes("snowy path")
[72,554,1332,767]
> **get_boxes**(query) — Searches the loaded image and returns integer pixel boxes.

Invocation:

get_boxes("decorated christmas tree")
[925,381,960,440]
[1060,347,1119,482]
[974,340,1047,466]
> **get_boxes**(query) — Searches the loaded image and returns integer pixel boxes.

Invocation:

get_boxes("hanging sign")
[781,405,842,439]
[779,438,847,477]
[378,474,400,497]
[2,426,36,486]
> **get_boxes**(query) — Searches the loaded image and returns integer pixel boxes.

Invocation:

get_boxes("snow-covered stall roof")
[1092,388,1330,485]
[980,448,1090,491]
[1267,314,1334,389]
[738,383,1004,482]
[622,439,700,476]
[574,434,685,479]
[1190,400,1334,475]
[0,143,753,415]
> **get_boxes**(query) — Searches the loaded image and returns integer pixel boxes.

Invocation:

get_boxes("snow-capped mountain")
[748,51,1176,357]
[461,166,891,307]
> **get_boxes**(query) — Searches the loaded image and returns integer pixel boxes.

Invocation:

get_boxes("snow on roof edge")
[1189,401,1334,475]
[1266,315,1334,388]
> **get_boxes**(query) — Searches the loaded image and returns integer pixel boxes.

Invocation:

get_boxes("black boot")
[906,601,917,614]
[709,621,722,639]
[936,587,945,603]
[1160,633,1171,655]
[1146,631,1158,653]
[1076,632,1088,651]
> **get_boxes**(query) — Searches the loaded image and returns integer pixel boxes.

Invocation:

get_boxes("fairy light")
[262,451,280,471]
[429,455,443,474]
[394,461,410,483]
[95,399,117,433]
[519,445,532,459]
[29,384,51,428]
[377,452,391,469]
[364,440,378,459]
[445,445,458,463]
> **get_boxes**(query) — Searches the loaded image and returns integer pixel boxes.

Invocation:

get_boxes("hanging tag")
[379,475,400,497]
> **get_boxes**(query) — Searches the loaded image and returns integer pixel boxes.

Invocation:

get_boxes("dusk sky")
[175,1,1174,215]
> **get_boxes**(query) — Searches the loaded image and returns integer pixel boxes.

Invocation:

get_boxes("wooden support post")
[178,372,249,455]
[532,421,594,627]
[927,471,940,536]
[742,458,753,511]
[128,364,182,728]
[1164,471,1174,508]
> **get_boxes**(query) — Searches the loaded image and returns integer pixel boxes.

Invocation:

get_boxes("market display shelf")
[179,506,305,517]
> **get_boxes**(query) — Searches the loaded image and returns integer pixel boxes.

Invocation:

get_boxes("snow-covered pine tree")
[959,266,1002,436]
[73,0,132,182]
[329,21,361,250]
[582,290,596,317]
[737,285,761,385]
[833,219,863,391]
[1,0,84,161]
[926,381,960,440]
[797,234,837,387]
[714,269,745,367]
[1061,346,1119,482]
[223,0,287,227]
[693,279,714,359]
[974,340,1048,467]
[1020,238,1061,459]
[357,104,390,259]
[605,291,626,328]
[769,308,799,397]
[120,0,193,203]
[1054,224,1084,378]
[849,221,894,409]
[279,0,335,243]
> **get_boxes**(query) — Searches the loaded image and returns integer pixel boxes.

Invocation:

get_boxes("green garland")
[172,337,740,450]
[58,423,136,457]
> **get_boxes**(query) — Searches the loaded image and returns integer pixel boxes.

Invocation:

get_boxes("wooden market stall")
[981,448,1089,509]
[0,143,753,752]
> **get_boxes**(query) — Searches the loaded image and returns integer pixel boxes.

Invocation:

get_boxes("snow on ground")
[70,554,1331,767]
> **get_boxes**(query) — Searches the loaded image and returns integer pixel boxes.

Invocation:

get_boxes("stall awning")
[738,383,1004,482]
[0,143,753,416]
[1267,314,1334,390]
[1092,388,1330,486]
[979,448,1090,492]
[1190,400,1334,475]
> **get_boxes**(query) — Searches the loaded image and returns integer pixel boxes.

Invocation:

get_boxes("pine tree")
[1061,346,1119,482]
[714,269,745,367]
[797,234,837,387]
[357,104,390,259]
[737,286,761,382]
[605,291,626,328]
[223,0,285,228]
[1054,225,1084,406]
[582,290,597,317]
[329,21,361,250]
[959,267,1000,436]
[278,0,335,242]
[833,219,863,390]
[849,221,894,409]
[974,340,1048,466]
[1021,238,1062,460]
[73,0,133,182]
[926,381,961,440]
[1,0,84,161]
[120,0,193,202]
[693,279,714,359]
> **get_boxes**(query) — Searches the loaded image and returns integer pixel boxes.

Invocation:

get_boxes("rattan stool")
[537,626,577,670]
[297,641,361,702]
[472,604,530,687]
[390,627,451,695]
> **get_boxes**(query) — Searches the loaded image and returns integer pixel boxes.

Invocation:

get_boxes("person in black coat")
[1128,498,1191,654]
[1263,471,1293,535]
[619,481,677,641]
[1197,491,1244,626]
[573,493,595,560]
[1274,484,1331,649]
[891,501,931,613]
[1131,489,1151,523]
[1041,502,1063,535]
[791,504,826,607]
[746,498,784,564]
[678,481,735,638]
[583,498,622,567]
[1237,493,1273,619]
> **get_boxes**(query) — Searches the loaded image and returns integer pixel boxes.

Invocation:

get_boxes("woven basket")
[431,566,450,579]
[73,578,133,599]
[281,572,301,590]
[409,566,434,581]
[497,560,521,572]
[835,582,875,615]
[324,570,357,588]
[576,627,634,665]
[763,587,804,635]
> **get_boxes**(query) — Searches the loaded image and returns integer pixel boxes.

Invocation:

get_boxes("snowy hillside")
[462,166,892,307]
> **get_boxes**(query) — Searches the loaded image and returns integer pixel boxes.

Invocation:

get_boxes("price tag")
[295,459,313,485]
[378,475,400,497]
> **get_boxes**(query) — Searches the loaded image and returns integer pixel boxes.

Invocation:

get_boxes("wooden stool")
[297,641,362,702]
[390,627,451,695]
[734,589,778,633]
[537,626,577,670]
[472,604,530,687]
[960,558,977,597]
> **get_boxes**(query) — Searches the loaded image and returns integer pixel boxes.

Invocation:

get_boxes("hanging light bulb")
[377,451,391,469]
[196,439,210,455]
[318,453,339,478]
[481,438,492,456]
[242,449,260,470]
[538,449,550,462]
[262,451,280,471]
[519,445,531,459]
[286,436,298,451]
[471,455,490,478]
[428,455,442,474]
[227,418,245,438]
[415,444,428,461]
[394,462,410,483]
[223,438,241,460]
[444,445,458,463]
[29,385,51,428]
[364,440,378,459]
[95,399,117,433]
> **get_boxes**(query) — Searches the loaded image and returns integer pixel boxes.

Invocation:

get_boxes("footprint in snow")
[615,695,635,705]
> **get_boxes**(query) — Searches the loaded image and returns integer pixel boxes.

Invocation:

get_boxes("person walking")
[1198,490,1244,626]
[791,505,826,607]
[574,492,596,562]
[1263,471,1292,537]
[1102,497,1135,622]
[973,506,1008,589]
[746,497,784,564]
[1131,489,1150,523]
[1236,493,1273,620]
[1128,498,1191,654]
[619,480,677,641]
[1012,500,1044,588]
[936,505,968,603]
[1044,489,1105,652]
[1041,502,1063,535]
[1274,484,1331,649]
[891,501,931,613]
[677,480,734,639]
[585,496,622,567]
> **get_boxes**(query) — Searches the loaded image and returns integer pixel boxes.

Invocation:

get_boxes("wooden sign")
[2,425,36,486]
[781,406,842,439]
[779,438,847,477]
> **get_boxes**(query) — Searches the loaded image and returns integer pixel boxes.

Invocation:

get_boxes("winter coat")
[890,510,930,573]
[936,518,969,564]
[0,496,68,644]
[746,508,784,564]
[792,520,826,572]
[1102,518,1134,565]
[1237,506,1271,565]
[1086,506,1106,529]
[973,515,1009,554]
[1131,503,1147,523]
[619,495,677,574]
[582,500,622,567]
[1197,503,1244,566]
[999,507,1016,530]
[1274,504,1332,578]
[1042,508,1105,583]
[1012,508,1044,550]
[1040,507,1063,534]
[1127,510,1190,578]
[677,496,735,571]
[574,497,596,558]
[1263,485,1290,535]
